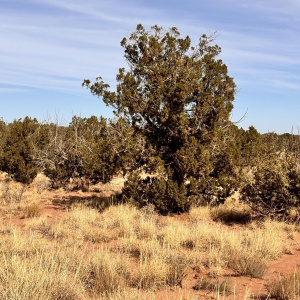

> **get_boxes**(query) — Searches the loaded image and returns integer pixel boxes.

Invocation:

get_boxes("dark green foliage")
[0,117,38,184]
[0,119,7,164]
[84,24,237,212]
[241,156,300,218]
[123,173,187,214]
[240,130,300,219]
[239,125,261,166]
[214,129,300,220]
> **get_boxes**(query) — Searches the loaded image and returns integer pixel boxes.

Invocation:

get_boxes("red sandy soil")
[6,188,300,300]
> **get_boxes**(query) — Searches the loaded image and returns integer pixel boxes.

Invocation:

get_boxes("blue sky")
[0,0,299,133]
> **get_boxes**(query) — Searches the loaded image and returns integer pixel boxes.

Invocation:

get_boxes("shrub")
[1,178,27,204]
[0,117,39,184]
[193,276,231,294]
[241,157,300,218]
[31,174,51,193]
[34,116,142,190]
[123,174,188,214]
[166,254,189,287]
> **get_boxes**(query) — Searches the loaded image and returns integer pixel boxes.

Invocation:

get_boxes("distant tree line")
[0,116,145,188]
[1,116,300,218]
[0,115,257,185]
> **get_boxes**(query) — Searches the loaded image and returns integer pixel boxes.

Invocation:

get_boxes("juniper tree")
[0,117,39,184]
[33,116,115,188]
[33,116,146,189]
[239,125,261,167]
[83,24,236,212]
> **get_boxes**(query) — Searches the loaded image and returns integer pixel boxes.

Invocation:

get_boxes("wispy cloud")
[0,0,299,132]
[1,0,299,93]
[0,86,29,93]
[211,0,300,21]
[29,0,164,26]
[0,0,168,94]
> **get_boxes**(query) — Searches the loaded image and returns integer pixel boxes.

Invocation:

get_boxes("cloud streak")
[0,0,299,132]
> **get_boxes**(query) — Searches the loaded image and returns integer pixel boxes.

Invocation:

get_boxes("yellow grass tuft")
[267,269,300,300]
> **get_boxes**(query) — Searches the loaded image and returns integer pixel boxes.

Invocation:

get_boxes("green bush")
[0,117,38,184]
[241,157,300,219]
[123,174,188,214]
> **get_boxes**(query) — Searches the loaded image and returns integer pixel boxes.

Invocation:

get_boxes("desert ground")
[0,173,300,300]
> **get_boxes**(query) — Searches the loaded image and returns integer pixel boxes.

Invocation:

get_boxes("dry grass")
[267,270,300,300]
[22,203,42,218]
[107,288,200,300]
[0,176,45,216]
[227,252,268,278]
[0,174,298,299]
[30,173,51,193]
[1,178,27,204]
[210,197,252,224]
[193,276,231,295]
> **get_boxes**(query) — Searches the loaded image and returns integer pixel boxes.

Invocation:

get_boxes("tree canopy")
[84,24,237,212]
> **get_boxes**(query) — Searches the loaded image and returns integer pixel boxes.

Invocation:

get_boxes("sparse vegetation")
[0,168,298,299]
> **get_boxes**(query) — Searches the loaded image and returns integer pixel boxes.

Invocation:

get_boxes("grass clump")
[81,251,130,296]
[210,205,251,224]
[193,276,231,295]
[130,256,167,289]
[165,253,189,287]
[227,252,267,278]
[210,198,252,224]
[1,179,26,204]
[22,203,42,218]
[267,270,300,300]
